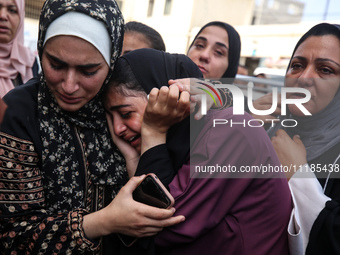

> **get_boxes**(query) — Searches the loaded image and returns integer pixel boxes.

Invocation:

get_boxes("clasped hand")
[142,85,190,134]
[271,129,307,180]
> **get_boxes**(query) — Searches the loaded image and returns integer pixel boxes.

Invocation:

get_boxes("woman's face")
[105,88,147,154]
[42,35,109,112]
[0,0,20,44]
[285,35,340,116]
[187,25,229,79]
[121,31,151,56]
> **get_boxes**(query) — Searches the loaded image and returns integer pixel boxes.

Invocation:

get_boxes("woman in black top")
[270,23,340,255]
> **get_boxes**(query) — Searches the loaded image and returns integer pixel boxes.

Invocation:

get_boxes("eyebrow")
[46,52,102,68]
[108,104,131,111]
[292,56,340,68]
[316,58,340,68]
[0,4,17,8]
[196,36,229,50]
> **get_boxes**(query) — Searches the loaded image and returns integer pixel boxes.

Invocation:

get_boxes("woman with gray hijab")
[270,23,340,255]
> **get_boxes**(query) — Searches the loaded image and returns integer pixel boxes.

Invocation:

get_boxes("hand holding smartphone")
[118,173,175,247]
[133,173,174,208]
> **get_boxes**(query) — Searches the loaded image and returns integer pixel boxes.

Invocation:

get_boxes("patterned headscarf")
[37,0,126,212]
[0,0,36,97]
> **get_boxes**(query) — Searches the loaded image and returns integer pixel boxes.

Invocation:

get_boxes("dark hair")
[187,21,241,79]
[287,23,340,72]
[125,21,166,51]
[296,23,340,46]
[103,57,146,104]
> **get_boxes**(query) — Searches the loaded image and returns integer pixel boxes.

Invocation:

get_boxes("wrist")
[83,208,110,239]
[142,122,168,136]
[141,124,166,155]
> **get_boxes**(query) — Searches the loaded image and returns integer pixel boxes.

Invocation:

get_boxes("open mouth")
[128,135,140,143]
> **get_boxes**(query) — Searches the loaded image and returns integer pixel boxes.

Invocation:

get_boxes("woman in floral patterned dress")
[0,0,183,254]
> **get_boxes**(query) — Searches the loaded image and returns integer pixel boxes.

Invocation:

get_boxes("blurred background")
[24,0,340,80]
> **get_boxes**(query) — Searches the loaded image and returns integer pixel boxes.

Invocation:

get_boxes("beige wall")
[121,0,194,53]
[120,0,255,54]
[191,0,254,28]
[25,1,340,61]
[24,18,39,53]
[236,20,340,58]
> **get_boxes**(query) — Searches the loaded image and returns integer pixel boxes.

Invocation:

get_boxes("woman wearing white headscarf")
[0,0,182,253]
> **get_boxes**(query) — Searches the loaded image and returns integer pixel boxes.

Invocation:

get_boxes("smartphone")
[118,173,175,247]
[133,173,174,209]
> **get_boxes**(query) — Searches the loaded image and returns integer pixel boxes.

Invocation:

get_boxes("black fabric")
[2,78,42,152]
[121,48,203,186]
[187,21,241,79]
[114,49,203,255]
[11,57,39,87]
[305,143,340,255]
[32,56,40,77]
[121,48,203,93]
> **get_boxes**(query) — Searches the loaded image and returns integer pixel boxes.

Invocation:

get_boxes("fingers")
[275,129,289,137]
[125,198,185,237]
[178,91,190,114]
[122,176,146,194]
[271,129,289,147]
[148,86,175,108]
[126,214,185,237]
[292,134,305,148]
[167,86,180,109]
[293,134,301,141]
[168,79,220,120]
[143,215,185,229]
[190,94,204,120]
[168,78,190,93]
[137,205,185,228]
[148,86,189,116]
[148,88,160,106]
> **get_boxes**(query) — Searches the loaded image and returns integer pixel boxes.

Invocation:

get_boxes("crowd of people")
[0,0,339,255]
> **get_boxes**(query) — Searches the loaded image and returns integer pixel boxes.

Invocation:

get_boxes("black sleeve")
[135,144,175,188]
[306,200,340,255]
[32,57,40,77]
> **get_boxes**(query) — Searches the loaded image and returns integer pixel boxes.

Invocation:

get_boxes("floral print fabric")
[0,0,127,253]
[37,0,127,213]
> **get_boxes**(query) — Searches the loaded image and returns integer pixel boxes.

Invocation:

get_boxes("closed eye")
[120,111,132,119]
[291,63,304,70]
[50,62,63,70]
[81,69,98,76]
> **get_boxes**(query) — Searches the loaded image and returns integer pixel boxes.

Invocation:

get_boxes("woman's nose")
[62,70,80,94]
[113,118,127,137]
[0,8,8,20]
[297,66,316,87]
[199,48,211,63]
